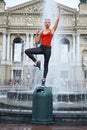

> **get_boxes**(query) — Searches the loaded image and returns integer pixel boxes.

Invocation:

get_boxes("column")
[26,33,29,49]
[7,33,10,61]
[25,33,29,61]
[11,70,13,79]
[76,33,80,63]
[30,33,34,48]
[2,32,6,61]
[53,33,58,64]
[10,44,12,62]
[72,33,76,62]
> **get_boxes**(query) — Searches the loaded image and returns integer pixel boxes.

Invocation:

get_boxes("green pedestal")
[32,87,53,125]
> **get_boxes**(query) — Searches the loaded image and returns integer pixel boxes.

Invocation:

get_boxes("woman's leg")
[25,46,43,69]
[43,47,51,78]
[25,47,43,62]
[42,46,51,85]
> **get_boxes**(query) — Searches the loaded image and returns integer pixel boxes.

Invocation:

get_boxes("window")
[13,37,23,62]
[13,43,22,62]
[82,50,87,67]
[13,70,22,84]
[60,38,70,63]
[84,71,87,79]
[13,70,21,79]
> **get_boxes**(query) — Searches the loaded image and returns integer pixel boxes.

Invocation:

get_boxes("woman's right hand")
[36,28,40,35]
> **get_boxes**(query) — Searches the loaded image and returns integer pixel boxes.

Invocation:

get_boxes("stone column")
[10,44,12,62]
[2,32,6,61]
[26,33,29,49]
[11,69,13,80]
[53,33,58,63]
[76,33,80,63]
[7,33,10,61]
[73,33,76,62]
[30,33,34,48]
[25,33,29,61]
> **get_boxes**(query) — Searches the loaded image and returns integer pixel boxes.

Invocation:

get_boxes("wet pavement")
[0,124,87,130]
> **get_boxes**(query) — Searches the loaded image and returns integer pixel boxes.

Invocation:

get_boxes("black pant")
[25,45,51,79]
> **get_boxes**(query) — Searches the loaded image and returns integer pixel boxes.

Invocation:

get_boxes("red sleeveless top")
[41,30,53,46]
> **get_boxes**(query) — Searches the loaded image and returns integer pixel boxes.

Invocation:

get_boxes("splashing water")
[42,0,62,90]
[32,0,58,88]
[43,0,58,27]
[41,0,84,94]
[33,0,85,96]
[34,0,72,90]
[5,0,87,112]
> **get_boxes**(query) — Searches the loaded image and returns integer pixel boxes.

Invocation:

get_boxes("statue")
[80,0,87,3]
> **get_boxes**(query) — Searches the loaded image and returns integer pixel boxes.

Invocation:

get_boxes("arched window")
[82,50,87,67]
[59,38,70,63]
[13,37,23,62]
[82,50,87,79]
[13,37,21,43]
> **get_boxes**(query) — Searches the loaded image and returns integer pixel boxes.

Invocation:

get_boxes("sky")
[5,0,80,9]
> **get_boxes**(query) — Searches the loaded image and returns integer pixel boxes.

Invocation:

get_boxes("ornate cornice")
[76,26,87,30]
[6,25,42,30]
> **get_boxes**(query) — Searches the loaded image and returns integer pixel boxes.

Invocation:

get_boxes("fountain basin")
[5,90,87,111]
[7,90,33,101]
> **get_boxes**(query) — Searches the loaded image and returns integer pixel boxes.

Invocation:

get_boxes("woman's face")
[44,19,51,29]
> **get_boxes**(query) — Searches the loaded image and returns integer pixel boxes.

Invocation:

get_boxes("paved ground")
[0,124,87,130]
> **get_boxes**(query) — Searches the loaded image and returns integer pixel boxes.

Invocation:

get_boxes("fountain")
[41,0,87,111]
[0,0,87,124]
[6,0,87,111]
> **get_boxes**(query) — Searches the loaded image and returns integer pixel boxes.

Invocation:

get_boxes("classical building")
[0,0,87,85]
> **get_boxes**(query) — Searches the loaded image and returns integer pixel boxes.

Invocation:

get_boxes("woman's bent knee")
[25,49,30,55]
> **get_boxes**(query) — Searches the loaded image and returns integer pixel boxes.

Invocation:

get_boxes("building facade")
[0,0,87,85]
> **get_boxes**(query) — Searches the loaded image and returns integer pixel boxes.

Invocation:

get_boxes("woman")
[25,6,60,86]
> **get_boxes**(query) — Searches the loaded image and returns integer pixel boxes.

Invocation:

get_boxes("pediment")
[59,3,77,15]
[5,0,77,15]
[6,0,43,14]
